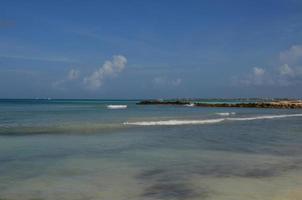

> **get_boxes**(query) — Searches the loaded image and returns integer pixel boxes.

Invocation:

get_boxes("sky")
[1,0,302,99]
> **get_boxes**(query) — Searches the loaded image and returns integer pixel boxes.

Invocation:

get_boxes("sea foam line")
[107,105,127,109]
[227,113,302,121]
[123,119,225,126]
[216,112,236,116]
[123,114,302,126]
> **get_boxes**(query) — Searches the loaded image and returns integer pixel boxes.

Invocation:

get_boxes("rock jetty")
[137,99,302,109]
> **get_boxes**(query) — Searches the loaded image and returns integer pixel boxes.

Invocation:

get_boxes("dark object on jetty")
[137,100,302,109]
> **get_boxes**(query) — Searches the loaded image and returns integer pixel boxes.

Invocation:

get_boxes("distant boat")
[185,103,195,107]
[107,105,127,109]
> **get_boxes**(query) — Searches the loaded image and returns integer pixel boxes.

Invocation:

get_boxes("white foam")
[123,114,302,126]
[216,112,236,116]
[107,105,127,109]
[185,103,195,107]
[227,113,302,121]
[123,119,225,126]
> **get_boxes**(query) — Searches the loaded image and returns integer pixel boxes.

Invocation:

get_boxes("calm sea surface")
[0,99,302,200]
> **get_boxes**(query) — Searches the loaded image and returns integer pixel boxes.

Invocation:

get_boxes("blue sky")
[1,0,302,98]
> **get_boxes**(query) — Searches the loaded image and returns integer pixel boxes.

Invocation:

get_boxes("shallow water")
[0,99,302,200]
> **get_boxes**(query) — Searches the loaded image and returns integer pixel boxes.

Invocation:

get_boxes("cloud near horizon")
[279,45,302,65]
[52,68,80,90]
[83,55,127,90]
[152,76,182,87]
[233,67,274,86]
[68,69,80,80]
[233,45,302,87]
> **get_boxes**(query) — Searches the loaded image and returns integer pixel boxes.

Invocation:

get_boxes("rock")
[137,99,302,109]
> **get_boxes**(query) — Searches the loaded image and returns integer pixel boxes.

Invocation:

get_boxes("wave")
[227,113,302,121]
[2,114,302,134]
[107,105,127,109]
[124,114,302,126]
[184,103,195,107]
[123,119,225,126]
[216,112,236,116]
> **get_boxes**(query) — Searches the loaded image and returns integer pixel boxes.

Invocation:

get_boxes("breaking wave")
[227,113,302,121]
[123,119,224,126]
[184,103,195,107]
[216,112,236,116]
[107,105,127,109]
[2,114,302,134]
[123,114,302,126]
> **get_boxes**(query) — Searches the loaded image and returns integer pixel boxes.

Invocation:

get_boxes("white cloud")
[68,69,80,80]
[276,45,302,85]
[279,45,302,64]
[232,45,302,87]
[277,64,302,86]
[279,64,295,77]
[52,68,80,90]
[233,64,302,87]
[253,67,265,76]
[152,76,182,87]
[250,67,272,86]
[233,67,275,86]
[246,67,267,86]
[83,55,127,90]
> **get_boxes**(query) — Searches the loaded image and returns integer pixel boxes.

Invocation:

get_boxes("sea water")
[0,99,302,200]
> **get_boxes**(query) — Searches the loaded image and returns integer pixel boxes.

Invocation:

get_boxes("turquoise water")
[1,99,302,200]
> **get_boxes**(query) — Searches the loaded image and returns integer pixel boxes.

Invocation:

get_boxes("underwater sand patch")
[274,188,302,200]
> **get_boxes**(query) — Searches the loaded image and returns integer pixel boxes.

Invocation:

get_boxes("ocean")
[0,99,302,200]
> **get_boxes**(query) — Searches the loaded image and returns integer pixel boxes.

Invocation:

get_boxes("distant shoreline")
[138,99,302,109]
